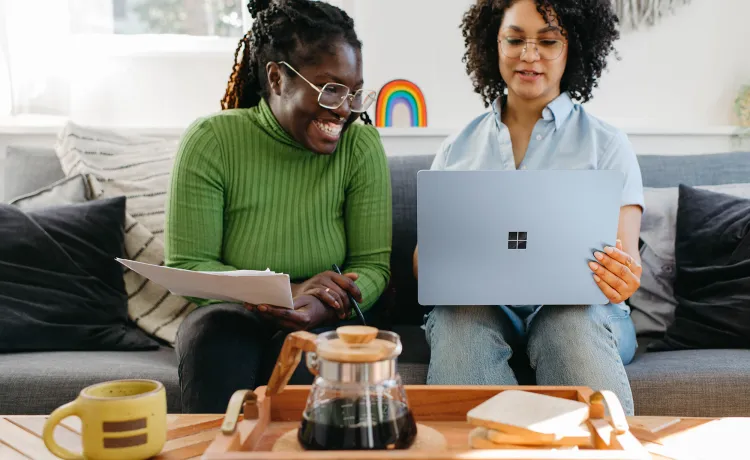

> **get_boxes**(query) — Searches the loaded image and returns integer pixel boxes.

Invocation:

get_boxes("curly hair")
[221,0,372,125]
[461,0,620,107]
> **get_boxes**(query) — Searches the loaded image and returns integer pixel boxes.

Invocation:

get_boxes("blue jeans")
[424,304,637,415]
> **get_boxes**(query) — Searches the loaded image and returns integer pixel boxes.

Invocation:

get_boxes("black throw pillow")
[653,184,750,350]
[0,197,159,351]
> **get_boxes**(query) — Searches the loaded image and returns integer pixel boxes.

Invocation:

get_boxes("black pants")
[175,302,380,413]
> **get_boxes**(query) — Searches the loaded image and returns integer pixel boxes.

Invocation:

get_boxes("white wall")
[69,50,233,128]
[63,0,750,132]
[354,0,482,130]
[582,0,750,128]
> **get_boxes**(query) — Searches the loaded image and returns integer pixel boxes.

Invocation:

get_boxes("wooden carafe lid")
[316,326,398,363]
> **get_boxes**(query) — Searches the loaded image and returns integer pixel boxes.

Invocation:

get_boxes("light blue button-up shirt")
[430,92,645,211]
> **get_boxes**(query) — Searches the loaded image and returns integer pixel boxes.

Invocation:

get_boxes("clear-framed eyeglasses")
[498,37,566,61]
[278,61,377,113]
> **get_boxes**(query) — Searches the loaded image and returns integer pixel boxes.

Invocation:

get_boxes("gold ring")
[626,257,633,268]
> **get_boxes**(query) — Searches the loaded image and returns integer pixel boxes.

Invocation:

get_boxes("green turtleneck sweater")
[164,99,392,311]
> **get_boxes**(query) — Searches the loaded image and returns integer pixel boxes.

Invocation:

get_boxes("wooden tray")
[202,385,651,459]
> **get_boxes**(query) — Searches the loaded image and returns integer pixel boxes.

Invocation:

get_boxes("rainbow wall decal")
[375,79,428,128]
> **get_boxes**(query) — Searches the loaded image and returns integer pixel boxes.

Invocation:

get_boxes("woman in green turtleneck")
[164,0,392,414]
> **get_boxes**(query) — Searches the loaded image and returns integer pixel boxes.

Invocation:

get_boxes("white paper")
[116,259,294,308]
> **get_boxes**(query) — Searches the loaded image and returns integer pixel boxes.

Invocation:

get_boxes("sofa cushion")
[387,155,435,325]
[0,197,159,352]
[629,152,750,338]
[637,152,750,188]
[398,362,428,386]
[393,324,430,363]
[653,185,750,350]
[0,347,181,415]
[10,174,93,210]
[626,349,750,417]
[629,183,750,340]
[3,146,65,203]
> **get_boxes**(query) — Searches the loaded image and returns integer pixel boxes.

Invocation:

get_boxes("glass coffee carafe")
[265,325,418,450]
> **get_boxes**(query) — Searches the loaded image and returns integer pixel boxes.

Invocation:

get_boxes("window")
[113,0,127,18]
[69,1,350,38]
[66,0,254,58]
[508,232,527,250]
[2,0,352,117]
[112,0,246,37]
[68,1,348,54]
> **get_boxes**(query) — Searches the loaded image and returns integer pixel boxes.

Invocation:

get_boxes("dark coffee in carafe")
[298,396,417,450]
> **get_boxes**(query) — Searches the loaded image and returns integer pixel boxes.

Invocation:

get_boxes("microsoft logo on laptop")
[508,232,527,249]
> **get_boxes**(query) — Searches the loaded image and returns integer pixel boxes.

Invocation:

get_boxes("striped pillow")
[56,123,177,235]
[55,123,196,345]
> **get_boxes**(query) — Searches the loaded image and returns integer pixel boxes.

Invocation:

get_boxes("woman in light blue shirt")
[414,0,644,414]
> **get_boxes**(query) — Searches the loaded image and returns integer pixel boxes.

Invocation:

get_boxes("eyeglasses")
[498,37,566,61]
[278,61,377,113]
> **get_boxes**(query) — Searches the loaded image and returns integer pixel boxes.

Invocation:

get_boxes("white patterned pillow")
[55,122,178,235]
[54,123,196,345]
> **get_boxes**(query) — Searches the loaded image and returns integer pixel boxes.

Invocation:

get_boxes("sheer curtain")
[0,1,11,116]
[1,0,73,116]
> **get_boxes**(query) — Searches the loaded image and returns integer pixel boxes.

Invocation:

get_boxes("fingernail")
[604,246,613,254]
[258,305,267,312]
[335,301,340,308]
[589,261,598,271]
[594,274,601,282]
[594,251,604,260]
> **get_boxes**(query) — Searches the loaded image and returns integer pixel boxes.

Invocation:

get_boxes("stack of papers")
[116,259,294,308]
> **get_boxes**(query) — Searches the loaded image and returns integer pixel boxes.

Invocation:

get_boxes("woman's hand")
[292,271,363,320]
[245,295,339,332]
[589,239,642,304]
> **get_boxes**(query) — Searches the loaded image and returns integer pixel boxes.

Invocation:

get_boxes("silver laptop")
[417,169,624,306]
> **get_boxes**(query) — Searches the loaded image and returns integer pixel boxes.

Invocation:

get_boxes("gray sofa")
[2,146,750,417]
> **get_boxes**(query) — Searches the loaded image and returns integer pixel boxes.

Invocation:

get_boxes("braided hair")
[221,0,372,125]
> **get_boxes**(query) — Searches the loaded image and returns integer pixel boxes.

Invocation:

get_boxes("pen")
[331,263,366,326]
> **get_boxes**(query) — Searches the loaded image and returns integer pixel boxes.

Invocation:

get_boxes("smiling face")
[266,40,363,155]
[498,0,568,104]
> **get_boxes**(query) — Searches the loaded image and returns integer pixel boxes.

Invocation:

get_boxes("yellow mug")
[42,379,167,460]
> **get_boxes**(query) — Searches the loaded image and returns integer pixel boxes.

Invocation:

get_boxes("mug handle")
[42,400,83,460]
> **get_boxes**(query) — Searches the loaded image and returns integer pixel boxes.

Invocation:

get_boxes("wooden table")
[1,414,746,459]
